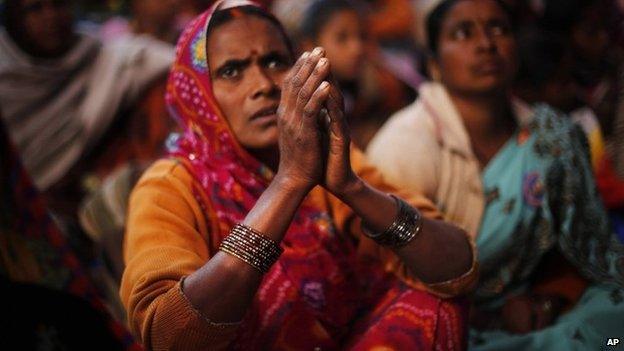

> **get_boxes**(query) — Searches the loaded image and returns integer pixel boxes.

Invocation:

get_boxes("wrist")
[272,172,315,196]
[332,173,364,203]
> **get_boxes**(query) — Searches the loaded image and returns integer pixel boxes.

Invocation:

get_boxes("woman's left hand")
[321,83,358,196]
[502,294,562,334]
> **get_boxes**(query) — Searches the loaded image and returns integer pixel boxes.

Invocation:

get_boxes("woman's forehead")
[442,0,509,26]
[207,16,289,58]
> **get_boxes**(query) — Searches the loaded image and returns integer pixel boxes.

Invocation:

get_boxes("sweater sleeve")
[119,160,239,351]
[327,147,478,298]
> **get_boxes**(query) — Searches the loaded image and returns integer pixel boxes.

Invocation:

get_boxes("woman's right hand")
[276,48,332,190]
[501,294,563,333]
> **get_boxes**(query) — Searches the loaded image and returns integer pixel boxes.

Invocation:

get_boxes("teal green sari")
[469,106,624,350]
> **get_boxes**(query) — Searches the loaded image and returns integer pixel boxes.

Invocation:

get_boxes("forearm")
[337,177,473,284]
[395,217,473,284]
[183,175,309,323]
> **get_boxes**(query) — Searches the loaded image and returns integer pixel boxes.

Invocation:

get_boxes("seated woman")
[514,27,605,173]
[295,0,414,149]
[119,1,477,350]
[0,0,174,214]
[1,0,177,301]
[367,0,624,349]
[0,119,139,350]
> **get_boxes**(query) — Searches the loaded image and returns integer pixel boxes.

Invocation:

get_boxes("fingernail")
[301,51,310,59]
[312,47,323,56]
[318,58,328,66]
[320,81,329,90]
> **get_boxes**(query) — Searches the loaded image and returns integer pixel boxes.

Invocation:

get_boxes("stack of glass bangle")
[219,223,283,273]
[362,195,424,248]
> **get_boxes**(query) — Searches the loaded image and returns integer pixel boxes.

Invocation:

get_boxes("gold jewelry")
[362,195,424,248]
[219,223,283,273]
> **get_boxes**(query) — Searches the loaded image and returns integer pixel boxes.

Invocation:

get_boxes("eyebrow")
[259,50,291,64]
[447,17,509,31]
[213,58,250,77]
[446,19,473,32]
[213,50,291,76]
[485,18,510,27]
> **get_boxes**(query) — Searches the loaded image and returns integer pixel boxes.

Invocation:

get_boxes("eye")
[490,23,510,37]
[452,27,470,40]
[265,55,289,71]
[220,66,240,79]
[336,30,349,44]
[267,59,283,70]
[24,1,45,13]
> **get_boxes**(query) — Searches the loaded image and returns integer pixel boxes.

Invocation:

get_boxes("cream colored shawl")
[367,82,532,237]
[0,30,173,190]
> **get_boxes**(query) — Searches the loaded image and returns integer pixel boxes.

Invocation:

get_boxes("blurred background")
[1,0,623,349]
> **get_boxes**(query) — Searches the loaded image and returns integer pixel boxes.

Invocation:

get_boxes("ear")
[427,56,442,82]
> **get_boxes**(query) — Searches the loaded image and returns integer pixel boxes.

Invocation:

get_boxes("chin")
[471,79,511,95]
[243,128,279,150]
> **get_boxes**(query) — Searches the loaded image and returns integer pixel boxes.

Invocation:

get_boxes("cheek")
[326,45,355,77]
[213,84,246,132]
[319,37,345,63]
[500,40,518,67]
[273,71,288,90]
[23,16,43,37]
[439,48,471,81]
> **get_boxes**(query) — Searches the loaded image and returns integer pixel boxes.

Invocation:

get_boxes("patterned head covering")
[165,1,367,347]
[166,0,272,188]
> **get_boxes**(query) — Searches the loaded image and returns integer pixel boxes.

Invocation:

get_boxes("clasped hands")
[276,47,358,196]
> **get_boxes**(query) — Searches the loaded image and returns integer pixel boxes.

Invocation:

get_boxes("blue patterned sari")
[470,106,624,350]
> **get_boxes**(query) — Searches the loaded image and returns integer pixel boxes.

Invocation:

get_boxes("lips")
[472,58,505,75]
[250,105,279,122]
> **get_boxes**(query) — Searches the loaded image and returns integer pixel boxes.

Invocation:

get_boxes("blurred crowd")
[1,0,624,350]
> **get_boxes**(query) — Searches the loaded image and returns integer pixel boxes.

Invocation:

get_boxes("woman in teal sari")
[367,0,624,349]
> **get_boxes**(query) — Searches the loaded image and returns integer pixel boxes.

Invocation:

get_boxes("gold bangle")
[219,223,283,273]
[362,195,423,248]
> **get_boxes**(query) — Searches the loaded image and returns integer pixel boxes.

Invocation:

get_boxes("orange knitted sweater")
[120,150,478,350]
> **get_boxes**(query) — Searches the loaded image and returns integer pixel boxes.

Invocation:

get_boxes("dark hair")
[538,0,594,33]
[515,28,567,87]
[299,0,358,41]
[3,0,22,37]
[206,5,294,56]
[426,0,514,55]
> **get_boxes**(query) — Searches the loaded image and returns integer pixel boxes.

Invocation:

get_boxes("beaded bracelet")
[219,223,283,273]
[362,195,424,248]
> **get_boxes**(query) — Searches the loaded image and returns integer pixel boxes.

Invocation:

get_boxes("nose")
[476,27,498,53]
[350,36,364,56]
[250,65,279,99]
